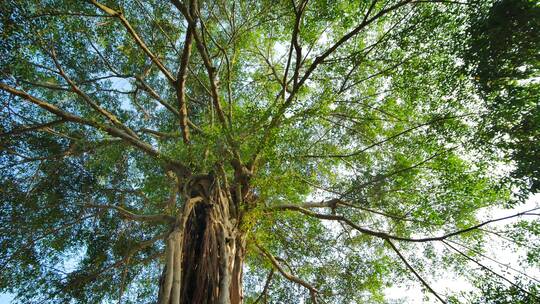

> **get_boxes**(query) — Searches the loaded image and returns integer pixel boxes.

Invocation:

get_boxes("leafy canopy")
[0,0,539,303]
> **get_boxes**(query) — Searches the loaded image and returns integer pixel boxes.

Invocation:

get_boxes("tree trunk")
[157,176,246,304]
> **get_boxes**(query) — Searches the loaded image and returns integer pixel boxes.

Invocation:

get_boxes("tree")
[0,0,538,303]
[463,0,540,194]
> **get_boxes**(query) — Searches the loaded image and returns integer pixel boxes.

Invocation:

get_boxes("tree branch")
[0,119,66,138]
[176,21,195,144]
[0,83,191,177]
[84,203,175,224]
[49,48,141,139]
[172,0,230,131]
[256,243,319,295]
[90,0,176,82]
[387,239,447,303]
[442,240,539,300]
[273,198,427,224]
[252,269,274,304]
[271,204,540,243]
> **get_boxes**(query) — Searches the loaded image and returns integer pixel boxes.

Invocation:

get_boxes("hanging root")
[158,186,245,304]
[158,196,202,304]
[158,230,183,304]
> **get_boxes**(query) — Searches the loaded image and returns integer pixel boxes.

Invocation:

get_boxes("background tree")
[0,0,538,303]
[464,0,540,194]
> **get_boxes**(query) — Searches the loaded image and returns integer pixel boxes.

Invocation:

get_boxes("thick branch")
[172,0,229,129]
[176,22,195,144]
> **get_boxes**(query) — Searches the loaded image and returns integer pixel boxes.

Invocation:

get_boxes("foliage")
[456,277,540,304]
[0,0,539,303]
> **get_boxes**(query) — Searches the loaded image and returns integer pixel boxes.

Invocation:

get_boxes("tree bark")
[157,176,246,304]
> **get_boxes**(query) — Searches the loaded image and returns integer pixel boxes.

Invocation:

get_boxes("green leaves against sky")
[1,0,538,303]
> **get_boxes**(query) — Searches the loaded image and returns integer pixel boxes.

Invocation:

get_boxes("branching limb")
[250,0,415,168]
[48,48,141,139]
[304,114,466,158]
[446,239,540,284]
[254,47,292,93]
[69,233,167,286]
[0,83,191,177]
[171,0,230,131]
[298,0,412,89]
[0,213,98,268]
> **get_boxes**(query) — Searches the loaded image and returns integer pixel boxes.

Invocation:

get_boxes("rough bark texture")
[157,175,246,304]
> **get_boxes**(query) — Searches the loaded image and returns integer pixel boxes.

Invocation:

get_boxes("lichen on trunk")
[157,175,246,304]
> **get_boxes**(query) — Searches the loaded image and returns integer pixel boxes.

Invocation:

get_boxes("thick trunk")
[158,177,246,304]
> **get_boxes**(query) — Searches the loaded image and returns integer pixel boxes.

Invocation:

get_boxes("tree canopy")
[0,0,539,303]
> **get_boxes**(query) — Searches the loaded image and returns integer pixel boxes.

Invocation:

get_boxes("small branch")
[442,240,539,300]
[90,0,176,82]
[387,239,447,303]
[447,239,540,284]
[83,204,175,224]
[303,115,463,158]
[70,233,166,285]
[271,204,540,243]
[49,48,141,140]
[254,47,292,93]
[252,269,274,304]
[273,198,426,224]
[256,244,319,294]
[0,119,66,137]
[139,128,180,139]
